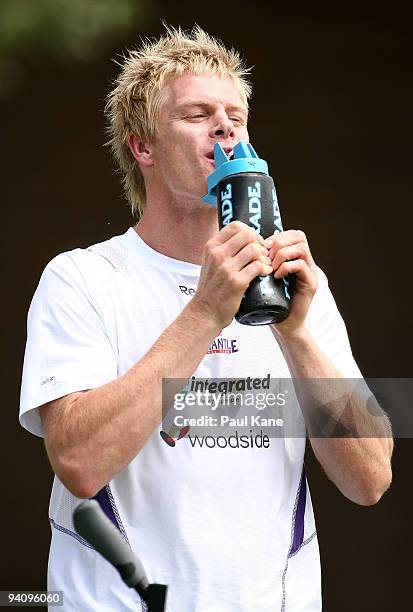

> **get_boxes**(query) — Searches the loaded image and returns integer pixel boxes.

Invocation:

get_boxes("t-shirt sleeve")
[19,252,118,438]
[306,266,362,379]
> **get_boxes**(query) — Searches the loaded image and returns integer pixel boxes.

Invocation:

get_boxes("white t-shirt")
[20,227,361,611]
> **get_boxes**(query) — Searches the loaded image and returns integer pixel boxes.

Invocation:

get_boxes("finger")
[238,259,274,286]
[232,241,271,271]
[223,230,269,259]
[214,221,266,247]
[274,259,317,289]
[266,229,308,252]
[271,242,312,271]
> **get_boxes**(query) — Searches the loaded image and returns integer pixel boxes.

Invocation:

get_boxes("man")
[20,26,392,611]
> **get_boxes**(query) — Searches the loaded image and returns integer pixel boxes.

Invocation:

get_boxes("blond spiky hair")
[105,24,252,218]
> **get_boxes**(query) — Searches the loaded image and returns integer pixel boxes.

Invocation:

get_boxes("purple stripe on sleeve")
[289,469,307,556]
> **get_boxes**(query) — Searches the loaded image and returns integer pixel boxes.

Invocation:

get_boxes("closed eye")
[230,116,244,125]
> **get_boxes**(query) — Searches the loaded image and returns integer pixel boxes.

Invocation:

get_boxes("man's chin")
[192,180,213,206]
[174,177,213,208]
[193,195,215,209]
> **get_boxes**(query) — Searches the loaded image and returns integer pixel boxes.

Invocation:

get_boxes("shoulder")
[305,265,342,331]
[314,265,329,287]
[39,231,130,295]
[308,265,331,309]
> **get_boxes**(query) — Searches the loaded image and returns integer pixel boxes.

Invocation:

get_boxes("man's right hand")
[190,221,273,329]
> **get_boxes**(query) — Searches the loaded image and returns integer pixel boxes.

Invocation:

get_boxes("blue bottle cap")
[202,141,268,205]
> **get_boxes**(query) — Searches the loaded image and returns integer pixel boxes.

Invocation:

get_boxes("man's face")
[149,73,249,202]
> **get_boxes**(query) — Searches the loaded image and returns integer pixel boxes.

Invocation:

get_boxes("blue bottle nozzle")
[202,141,269,206]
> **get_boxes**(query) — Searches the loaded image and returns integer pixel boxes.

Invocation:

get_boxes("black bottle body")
[216,172,291,326]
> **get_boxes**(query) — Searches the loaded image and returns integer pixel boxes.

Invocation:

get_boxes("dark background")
[2,1,412,610]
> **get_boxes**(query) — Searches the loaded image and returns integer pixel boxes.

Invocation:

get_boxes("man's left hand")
[264,229,318,336]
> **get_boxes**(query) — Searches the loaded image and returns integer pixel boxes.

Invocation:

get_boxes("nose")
[208,111,235,140]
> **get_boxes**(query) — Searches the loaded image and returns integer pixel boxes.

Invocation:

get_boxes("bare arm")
[40,304,221,498]
[271,326,393,506]
[40,222,271,498]
[266,229,393,506]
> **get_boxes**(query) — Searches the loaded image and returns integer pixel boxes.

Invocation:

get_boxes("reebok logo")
[179,285,196,296]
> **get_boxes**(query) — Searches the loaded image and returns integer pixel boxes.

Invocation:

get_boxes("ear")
[128,133,154,168]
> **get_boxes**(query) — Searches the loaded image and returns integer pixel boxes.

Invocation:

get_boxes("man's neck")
[134,197,219,265]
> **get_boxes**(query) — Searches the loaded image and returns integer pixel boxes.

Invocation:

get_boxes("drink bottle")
[202,141,291,325]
